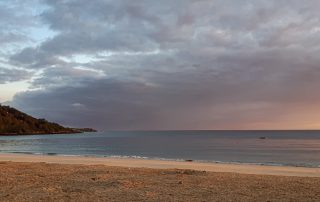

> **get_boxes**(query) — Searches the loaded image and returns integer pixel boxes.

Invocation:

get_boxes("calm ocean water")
[0,131,320,167]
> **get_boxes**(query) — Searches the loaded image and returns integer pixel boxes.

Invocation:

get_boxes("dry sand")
[0,153,320,201]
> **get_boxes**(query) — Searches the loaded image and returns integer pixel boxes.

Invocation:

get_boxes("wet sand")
[0,154,320,201]
[0,153,319,177]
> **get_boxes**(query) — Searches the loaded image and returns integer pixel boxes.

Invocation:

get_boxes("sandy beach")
[0,153,319,177]
[0,153,320,201]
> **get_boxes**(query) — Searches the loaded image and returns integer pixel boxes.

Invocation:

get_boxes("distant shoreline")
[0,131,82,136]
[0,128,97,136]
[0,105,97,136]
[0,153,319,177]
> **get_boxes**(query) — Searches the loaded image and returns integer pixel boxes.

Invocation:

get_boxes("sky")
[1,0,320,130]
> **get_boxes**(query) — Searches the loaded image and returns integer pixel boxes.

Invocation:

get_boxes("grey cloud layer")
[0,67,31,84]
[9,0,320,129]
[0,0,44,83]
[0,0,42,46]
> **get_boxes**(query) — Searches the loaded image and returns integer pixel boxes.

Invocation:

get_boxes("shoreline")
[0,153,319,177]
[0,131,82,136]
[2,152,318,168]
[0,130,96,136]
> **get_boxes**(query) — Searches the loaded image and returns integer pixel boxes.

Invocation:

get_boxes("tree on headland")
[0,105,75,135]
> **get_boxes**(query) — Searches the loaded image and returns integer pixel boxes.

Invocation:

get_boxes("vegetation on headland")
[71,128,97,133]
[0,105,96,135]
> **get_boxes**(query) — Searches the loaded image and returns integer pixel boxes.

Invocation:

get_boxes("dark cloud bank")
[7,0,320,129]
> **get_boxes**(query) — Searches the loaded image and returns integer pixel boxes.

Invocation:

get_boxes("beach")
[0,154,320,201]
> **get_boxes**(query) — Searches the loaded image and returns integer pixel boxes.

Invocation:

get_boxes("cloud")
[11,47,320,130]
[0,0,45,48]
[6,0,320,129]
[0,67,32,84]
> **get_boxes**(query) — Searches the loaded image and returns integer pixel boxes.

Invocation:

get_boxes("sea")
[0,130,320,168]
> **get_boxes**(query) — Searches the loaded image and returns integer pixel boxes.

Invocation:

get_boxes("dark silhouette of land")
[0,105,96,135]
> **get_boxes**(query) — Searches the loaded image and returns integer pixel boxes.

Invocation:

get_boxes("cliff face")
[0,105,76,135]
